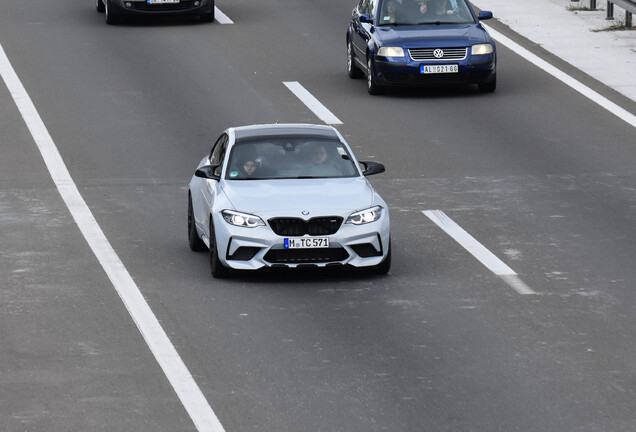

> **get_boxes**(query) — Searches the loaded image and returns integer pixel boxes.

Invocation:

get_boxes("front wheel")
[478,72,497,93]
[96,0,105,13]
[201,1,215,22]
[209,221,229,278]
[367,56,382,95]
[105,0,120,24]
[200,11,214,22]
[372,241,391,275]
[188,194,206,252]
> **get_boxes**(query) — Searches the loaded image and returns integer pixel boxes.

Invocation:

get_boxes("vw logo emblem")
[433,49,444,59]
[302,210,310,215]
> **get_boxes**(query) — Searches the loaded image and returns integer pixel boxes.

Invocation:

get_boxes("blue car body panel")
[347,0,497,91]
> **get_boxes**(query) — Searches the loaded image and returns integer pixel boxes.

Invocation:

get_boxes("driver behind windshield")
[385,0,465,24]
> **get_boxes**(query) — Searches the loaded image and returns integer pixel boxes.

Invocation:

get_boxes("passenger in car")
[241,159,258,178]
[307,145,342,177]
[423,0,454,18]
[382,0,399,24]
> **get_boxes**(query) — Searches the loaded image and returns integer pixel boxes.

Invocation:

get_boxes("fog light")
[125,2,132,7]
[194,0,200,5]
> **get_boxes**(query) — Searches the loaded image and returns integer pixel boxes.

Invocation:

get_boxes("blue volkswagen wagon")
[346,0,497,94]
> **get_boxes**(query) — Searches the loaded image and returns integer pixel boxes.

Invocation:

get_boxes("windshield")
[378,0,475,26]
[225,138,359,180]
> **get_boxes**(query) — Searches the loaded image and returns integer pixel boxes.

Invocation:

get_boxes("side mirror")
[478,11,493,20]
[359,13,372,23]
[195,164,221,180]
[360,161,385,176]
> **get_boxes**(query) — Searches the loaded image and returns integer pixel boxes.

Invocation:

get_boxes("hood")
[376,24,491,47]
[220,177,376,215]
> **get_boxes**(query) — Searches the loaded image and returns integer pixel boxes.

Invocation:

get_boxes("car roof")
[232,123,339,142]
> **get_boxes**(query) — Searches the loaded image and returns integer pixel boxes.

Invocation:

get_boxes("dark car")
[96,0,214,24]
[346,0,497,94]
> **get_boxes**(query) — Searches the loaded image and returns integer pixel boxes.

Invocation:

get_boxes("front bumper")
[108,0,213,16]
[372,53,496,86]
[213,212,391,271]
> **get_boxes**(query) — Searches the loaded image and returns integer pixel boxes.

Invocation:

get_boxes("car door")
[351,0,379,66]
[195,133,228,237]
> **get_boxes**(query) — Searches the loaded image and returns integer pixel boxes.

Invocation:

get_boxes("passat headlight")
[471,43,493,55]
[222,210,265,228]
[346,206,383,225]
[377,46,405,57]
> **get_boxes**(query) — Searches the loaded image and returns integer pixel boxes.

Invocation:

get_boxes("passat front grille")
[268,217,343,236]
[409,47,467,61]
[264,248,349,264]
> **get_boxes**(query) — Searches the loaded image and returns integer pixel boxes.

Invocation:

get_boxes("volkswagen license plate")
[284,238,329,249]
[421,64,458,74]
[147,0,179,3]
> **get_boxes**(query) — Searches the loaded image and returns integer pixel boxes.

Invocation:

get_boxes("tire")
[347,39,363,79]
[373,240,391,275]
[367,55,382,95]
[188,194,206,252]
[201,0,215,22]
[478,72,497,93]
[200,10,214,22]
[96,0,105,13]
[105,0,120,25]
[209,220,229,278]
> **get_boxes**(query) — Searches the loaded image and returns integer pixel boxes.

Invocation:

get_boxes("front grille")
[268,217,343,236]
[131,1,198,11]
[409,47,467,61]
[264,248,349,264]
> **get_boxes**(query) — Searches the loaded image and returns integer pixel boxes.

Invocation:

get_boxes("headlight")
[346,206,383,225]
[471,44,493,55]
[377,46,405,57]
[222,210,265,228]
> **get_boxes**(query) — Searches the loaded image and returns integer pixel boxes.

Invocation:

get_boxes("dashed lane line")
[283,81,343,125]
[423,210,535,295]
[214,6,233,24]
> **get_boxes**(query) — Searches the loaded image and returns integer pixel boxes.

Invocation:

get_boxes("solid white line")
[483,24,636,129]
[423,210,535,295]
[214,7,233,24]
[0,43,226,432]
[283,81,343,125]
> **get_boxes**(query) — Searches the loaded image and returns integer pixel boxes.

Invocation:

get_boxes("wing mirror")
[359,13,372,23]
[360,161,386,176]
[478,11,493,20]
[195,164,221,180]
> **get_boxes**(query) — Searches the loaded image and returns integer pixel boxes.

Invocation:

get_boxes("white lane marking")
[214,7,233,24]
[484,24,636,129]
[423,210,535,295]
[283,81,343,125]
[0,44,226,432]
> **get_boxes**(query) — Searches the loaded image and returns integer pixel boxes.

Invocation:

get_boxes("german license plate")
[421,64,459,74]
[284,237,329,249]
[147,0,179,4]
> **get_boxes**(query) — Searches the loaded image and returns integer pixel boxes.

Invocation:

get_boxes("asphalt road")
[2,1,636,431]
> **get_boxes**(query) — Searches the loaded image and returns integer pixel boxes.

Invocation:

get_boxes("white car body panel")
[188,124,391,274]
